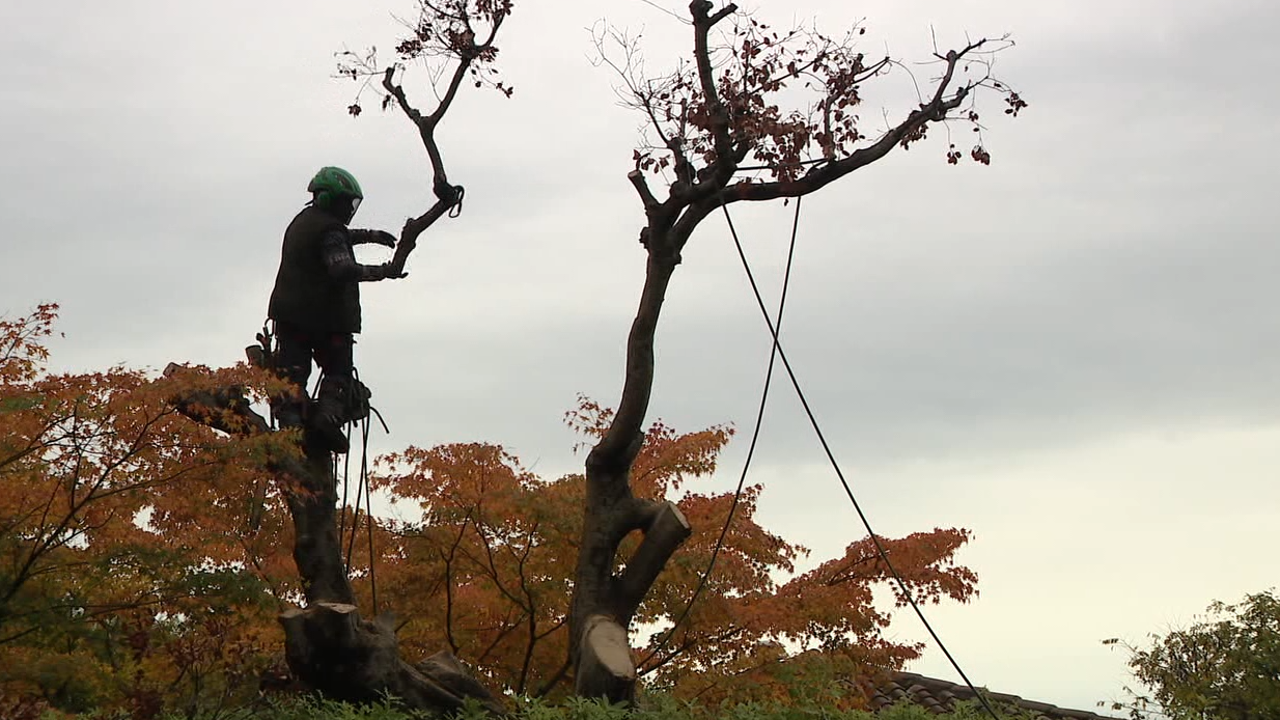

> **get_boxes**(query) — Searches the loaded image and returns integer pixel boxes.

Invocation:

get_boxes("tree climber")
[267,166,406,453]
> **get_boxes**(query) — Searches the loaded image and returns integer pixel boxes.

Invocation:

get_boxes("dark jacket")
[268,206,362,334]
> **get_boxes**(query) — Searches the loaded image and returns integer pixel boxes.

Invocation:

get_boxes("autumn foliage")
[367,398,978,705]
[2,308,978,714]
[0,306,295,717]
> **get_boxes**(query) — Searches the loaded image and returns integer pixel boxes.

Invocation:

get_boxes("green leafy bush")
[49,689,1033,720]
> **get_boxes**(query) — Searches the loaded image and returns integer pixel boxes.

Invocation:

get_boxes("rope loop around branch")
[433,178,466,218]
[448,185,465,218]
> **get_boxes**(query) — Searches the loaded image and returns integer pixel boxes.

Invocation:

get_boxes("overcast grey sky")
[4,0,1278,711]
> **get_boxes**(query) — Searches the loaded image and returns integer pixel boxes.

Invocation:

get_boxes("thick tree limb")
[615,501,691,625]
[389,198,458,274]
[589,256,677,471]
[670,199,718,256]
[417,651,504,709]
[163,363,270,436]
[628,170,660,212]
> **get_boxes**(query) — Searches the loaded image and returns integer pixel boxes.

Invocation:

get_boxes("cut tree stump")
[280,603,506,715]
[575,614,637,702]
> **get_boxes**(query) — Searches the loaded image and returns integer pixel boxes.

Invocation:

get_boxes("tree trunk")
[165,361,504,715]
[568,251,693,703]
[285,435,355,606]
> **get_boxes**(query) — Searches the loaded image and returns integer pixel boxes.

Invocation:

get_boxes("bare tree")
[568,1,1022,703]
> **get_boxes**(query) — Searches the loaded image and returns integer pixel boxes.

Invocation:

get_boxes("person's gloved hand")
[377,262,408,280]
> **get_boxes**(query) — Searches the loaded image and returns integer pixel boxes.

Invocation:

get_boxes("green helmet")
[307,166,364,212]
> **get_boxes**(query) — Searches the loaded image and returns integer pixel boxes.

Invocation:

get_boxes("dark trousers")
[273,321,354,391]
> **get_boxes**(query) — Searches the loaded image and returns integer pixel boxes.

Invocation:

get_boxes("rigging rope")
[339,421,354,550]
[720,201,1002,720]
[638,196,804,671]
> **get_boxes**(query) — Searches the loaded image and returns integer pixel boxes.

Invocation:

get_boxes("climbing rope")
[362,412,378,615]
[336,368,383,615]
[721,201,1002,720]
[257,325,385,615]
[339,419,354,544]
[341,420,358,567]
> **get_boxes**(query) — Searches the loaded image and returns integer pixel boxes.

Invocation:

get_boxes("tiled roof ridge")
[867,671,1118,720]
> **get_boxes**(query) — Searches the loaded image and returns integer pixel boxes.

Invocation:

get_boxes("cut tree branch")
[615,501,691,625]
[628,170,660,211]
[576,614,637,700]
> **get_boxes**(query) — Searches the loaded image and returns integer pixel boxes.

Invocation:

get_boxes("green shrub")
[60,689,1038,720]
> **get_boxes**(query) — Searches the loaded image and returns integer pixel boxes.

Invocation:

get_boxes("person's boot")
[309,376,350,454]
[271,384,307,432]
[274,400,305,431]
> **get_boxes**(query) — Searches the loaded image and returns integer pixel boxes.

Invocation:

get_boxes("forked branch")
[341,0,514,273]
[721,42,983,202]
